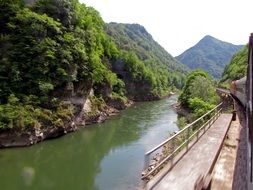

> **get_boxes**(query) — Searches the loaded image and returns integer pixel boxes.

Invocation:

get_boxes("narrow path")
[147,114,232,190]
[210,114,242,190]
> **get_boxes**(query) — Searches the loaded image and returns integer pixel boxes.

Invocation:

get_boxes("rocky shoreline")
[0,92,177,148]
[0,100,133,148]
[172,102,190,118]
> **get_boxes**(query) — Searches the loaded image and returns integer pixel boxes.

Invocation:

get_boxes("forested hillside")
[0,0,185,139]
[104,23,188,99]
[106,23,188,74]
[221,45,248,83]
[176,35,243,78]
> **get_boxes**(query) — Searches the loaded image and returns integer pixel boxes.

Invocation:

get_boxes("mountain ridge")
[105,22,189,74]
[176,35,243,78]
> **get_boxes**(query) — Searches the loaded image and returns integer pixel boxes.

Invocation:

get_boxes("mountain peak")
[203,35,215,40]
[108,22,151,39]
[197,35,220,46]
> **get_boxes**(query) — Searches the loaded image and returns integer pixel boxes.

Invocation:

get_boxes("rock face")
[24,0,36,5]
[0,122,79,148]
[124,81,157,101]
[110,59,159,101]
[176,35,243,78]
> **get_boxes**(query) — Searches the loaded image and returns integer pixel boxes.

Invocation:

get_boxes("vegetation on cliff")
[0,0,185,132]
[0,0,120,130]
[220,45,248,85]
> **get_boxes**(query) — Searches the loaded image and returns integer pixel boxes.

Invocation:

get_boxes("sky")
[80,0,253,56]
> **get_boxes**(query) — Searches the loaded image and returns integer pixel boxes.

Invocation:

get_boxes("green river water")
[0,95,179,190]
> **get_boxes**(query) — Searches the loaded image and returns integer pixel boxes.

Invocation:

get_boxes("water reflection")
[0,95,178,190]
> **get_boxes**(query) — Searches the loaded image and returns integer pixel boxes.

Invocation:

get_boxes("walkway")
[211,114,244,190]
[146,114,232,190]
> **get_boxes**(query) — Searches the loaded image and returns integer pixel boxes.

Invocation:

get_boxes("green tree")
[188,98,215,118]
[189,76,219,104]
[179,69,219,119]
[0,8,65,102]
[179,69,209,107]
[33,0,78,28]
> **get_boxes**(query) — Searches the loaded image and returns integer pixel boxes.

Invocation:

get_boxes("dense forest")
[176,35,243,79]
[0,0,186,138]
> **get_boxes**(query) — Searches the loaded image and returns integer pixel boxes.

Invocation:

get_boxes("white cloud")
[80,0,253,56]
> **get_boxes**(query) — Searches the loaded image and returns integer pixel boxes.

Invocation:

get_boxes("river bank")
[172,100,191,119]
[0,93,176,148]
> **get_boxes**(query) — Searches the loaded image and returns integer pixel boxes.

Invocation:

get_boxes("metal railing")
[141,102,223,181]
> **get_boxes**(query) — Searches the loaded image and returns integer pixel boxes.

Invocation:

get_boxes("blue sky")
[80,0,253,56]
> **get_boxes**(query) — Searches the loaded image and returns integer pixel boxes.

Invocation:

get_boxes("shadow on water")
[0,95,179,190]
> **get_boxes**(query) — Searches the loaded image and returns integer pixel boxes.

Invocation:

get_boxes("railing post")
[215,107,217,121]
[197,122,199,140]
[186,127,190,151]
[171,138,175,164]
[214,108,217,122]
[144,154,149,172]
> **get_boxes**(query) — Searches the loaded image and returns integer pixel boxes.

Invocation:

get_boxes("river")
[0,95,179,190]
